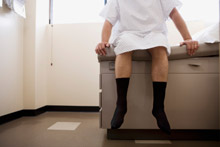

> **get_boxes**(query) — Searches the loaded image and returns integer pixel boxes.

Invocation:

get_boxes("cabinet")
[98,43,219,139]
[99,57,219,129]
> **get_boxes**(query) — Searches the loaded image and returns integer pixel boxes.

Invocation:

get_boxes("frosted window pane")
[53,0,104,24]
[179,0,219,23]
[52,0,219,24]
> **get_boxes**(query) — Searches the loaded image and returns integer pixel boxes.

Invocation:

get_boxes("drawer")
[168,56,219,74]
[100,61,151,74]
[166,74,219,129]
[100,56,219,74]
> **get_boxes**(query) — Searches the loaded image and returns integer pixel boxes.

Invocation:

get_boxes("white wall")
[0,3,24,116]
[23,0,36,109]
[35,0,50,108]
[0,0,49,115]
[48,23,102,106]
[23,0,50,109]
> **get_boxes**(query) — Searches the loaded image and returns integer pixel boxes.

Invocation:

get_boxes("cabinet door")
[100,74,219,129]
[166,74,219,129]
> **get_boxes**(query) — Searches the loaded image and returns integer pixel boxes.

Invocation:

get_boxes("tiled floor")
[0,112,219,147]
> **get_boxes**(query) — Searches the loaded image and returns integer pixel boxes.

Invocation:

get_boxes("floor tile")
[47,122,81,131]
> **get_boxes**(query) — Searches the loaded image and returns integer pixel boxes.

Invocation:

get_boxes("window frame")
[49,0,53,24]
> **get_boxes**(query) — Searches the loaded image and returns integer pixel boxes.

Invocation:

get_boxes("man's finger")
[190,43,193,50]
[101,48,106,54]
[187,44,192,56]
[102,49,106,55]
[190,49,194,56]
[97,49,102,55]
[189,49,192,56]
[98,45,103,54]
[101,43,105,49]
[103,47,107,53]
[193,43,197,50]
[194,42,197,49]
[100,44,106,55]
[188,51,191,56]
[192,50,195,55]
[186,43,191,50]
[195,42,199,50]
[187,48,190,55]
[100,49,105,56]
[102,50,106,56]
[96,46,100,54]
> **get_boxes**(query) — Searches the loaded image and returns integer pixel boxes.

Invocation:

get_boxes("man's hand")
[95,42,110,56]
[170,8,199,56]
[95,20,112,56]
[180,39,199,56]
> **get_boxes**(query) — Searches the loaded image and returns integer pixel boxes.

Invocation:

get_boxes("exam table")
[97,43,219,140]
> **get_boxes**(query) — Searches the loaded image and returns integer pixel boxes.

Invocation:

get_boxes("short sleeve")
[160,0,183,21]
[99,0,119,26]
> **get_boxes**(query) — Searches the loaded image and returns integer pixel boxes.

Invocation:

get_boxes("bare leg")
[115,51,133,78]
[147,46,171,134]
[111,51,133,129]
[148,46,168,82]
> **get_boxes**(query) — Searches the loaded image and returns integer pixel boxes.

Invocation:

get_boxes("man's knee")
[118,51,134,58]
[148,47,168,59]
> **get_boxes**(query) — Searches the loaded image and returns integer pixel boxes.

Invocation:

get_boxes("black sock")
[111,78,130,129]
[152,81,171,134]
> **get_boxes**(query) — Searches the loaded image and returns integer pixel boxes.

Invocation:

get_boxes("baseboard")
[107,129,220,141]
[0,105,100,125]
[47,105,100,112]
[0,110,24,125]
[22,106,48,116]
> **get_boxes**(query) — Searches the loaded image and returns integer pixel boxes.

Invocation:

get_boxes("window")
[179,0,219,23]
[50,0,219,24]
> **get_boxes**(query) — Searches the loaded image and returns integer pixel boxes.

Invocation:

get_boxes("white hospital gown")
[99,0,182,56]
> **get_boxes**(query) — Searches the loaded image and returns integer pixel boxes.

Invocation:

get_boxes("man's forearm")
[170,8,192,40]
[102,20,113,42]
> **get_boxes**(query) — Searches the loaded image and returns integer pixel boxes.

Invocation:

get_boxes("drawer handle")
[109,62,115,70]
[188,63,201,67]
